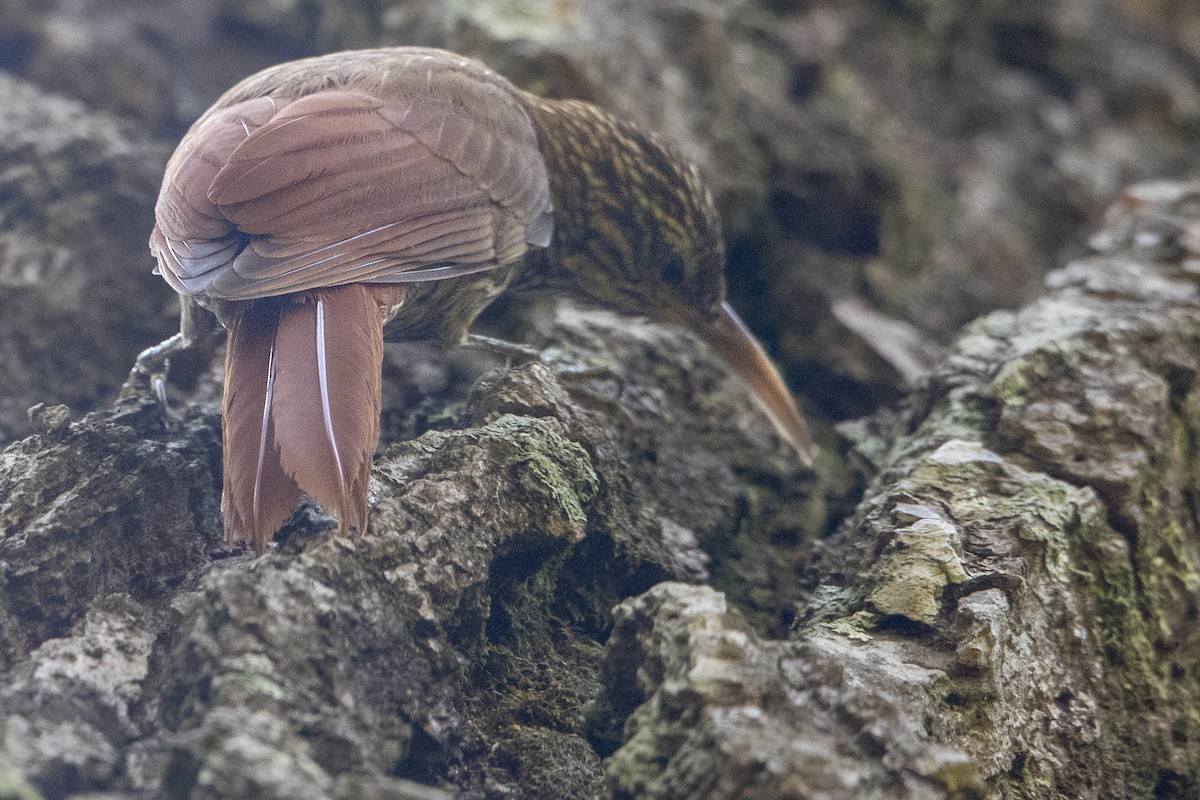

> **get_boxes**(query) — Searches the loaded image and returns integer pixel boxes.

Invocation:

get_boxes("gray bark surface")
[3,176,1200,799]
[0,74,174,444]
[5,0,1200,442]
[2,2,1200,799]
[598,184,1200,798]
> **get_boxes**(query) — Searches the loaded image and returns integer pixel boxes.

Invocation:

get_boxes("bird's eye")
[662,259,686,287]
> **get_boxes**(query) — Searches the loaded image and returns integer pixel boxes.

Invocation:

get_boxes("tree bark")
[598,183,1200,799]
[4,182,1200,798]
[3,2,1200,799]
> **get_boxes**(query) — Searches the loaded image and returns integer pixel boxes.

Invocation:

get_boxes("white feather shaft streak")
[252,319,279,531]
[315,297,348,495]
[221,300,304,553]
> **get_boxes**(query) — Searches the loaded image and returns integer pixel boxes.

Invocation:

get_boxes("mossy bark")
[600,184,1200,799]
[3,2,1200,798]
[4,185,1200,798]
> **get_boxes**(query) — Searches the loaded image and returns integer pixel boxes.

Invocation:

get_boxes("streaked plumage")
[148,47,814,553]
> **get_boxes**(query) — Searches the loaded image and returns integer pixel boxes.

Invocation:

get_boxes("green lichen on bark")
[5,3,1200,796]
[0,754,41,800]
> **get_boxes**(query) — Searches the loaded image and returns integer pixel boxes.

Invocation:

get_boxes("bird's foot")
[119,303,225,421]
[463,334,544,367]
[465,335,627,412]
[557,363,626,401]
[554,364,630,421]
[119,333,186,419]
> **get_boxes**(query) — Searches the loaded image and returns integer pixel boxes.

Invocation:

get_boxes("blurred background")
[1,0,1198,446]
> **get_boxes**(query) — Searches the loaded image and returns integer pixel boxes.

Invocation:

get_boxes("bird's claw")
[119,333,185,420]
[555,363,628,418]
[464,335,628,415]
[557,364,626,399]
[464,333,544,368]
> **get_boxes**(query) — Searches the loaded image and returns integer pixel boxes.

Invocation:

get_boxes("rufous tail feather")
[222,299,303,553]
[221,285,389,553]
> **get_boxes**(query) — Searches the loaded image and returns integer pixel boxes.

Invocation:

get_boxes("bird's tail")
[221,284,392,553]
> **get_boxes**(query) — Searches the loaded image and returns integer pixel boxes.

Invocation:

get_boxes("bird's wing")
[152,72,551,301]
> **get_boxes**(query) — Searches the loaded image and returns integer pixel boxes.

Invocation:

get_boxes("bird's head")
[527,102,816,463]
[633,158,816,466]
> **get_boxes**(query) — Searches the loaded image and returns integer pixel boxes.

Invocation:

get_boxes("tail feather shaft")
[222,299,302,552]
[221,284,391,552]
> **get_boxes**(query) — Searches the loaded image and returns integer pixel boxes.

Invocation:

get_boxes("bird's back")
[151,47,554,318]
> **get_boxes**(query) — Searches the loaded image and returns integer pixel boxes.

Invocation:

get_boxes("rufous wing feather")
[269,284,388,537]
[151,64,554,302]
[222,299,304,553]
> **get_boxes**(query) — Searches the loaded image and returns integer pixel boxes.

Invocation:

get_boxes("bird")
[140,47,815,554]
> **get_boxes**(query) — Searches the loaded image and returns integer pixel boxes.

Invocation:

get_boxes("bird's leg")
[120,298,225,411]
[465,333,626,401]
[463,333,544,367]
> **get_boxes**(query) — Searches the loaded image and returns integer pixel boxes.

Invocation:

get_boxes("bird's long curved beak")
[693,301,816,465]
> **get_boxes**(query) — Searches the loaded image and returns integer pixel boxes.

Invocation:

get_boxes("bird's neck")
[516,95,717,307]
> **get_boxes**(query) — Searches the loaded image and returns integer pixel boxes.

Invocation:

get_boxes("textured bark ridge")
[582,185,1200,799]
[5,184,1200,798]
[0,298,816,800]
[0,74,174,445]
[4,2,1200,799]
[7,0,1200,439]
